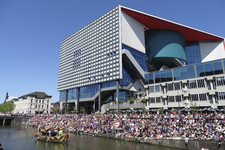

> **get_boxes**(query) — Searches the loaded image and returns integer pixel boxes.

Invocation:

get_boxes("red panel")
[121,8,223,42]
[223,40,225,51]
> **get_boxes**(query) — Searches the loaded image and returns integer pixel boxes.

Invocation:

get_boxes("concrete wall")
[121,12,145,53]
[200,40,225,62]
[94,133,224,150]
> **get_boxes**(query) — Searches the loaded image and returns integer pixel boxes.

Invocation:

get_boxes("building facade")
[13,92,52,114]
[58,5,225,113]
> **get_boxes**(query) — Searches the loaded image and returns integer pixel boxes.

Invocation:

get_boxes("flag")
[60,102,63,110]
[75,101,77,110]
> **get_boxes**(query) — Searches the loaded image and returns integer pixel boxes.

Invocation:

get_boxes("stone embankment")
[75,131,225,150]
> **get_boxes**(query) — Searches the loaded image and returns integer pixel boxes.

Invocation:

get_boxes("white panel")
[121,12,145,53]
[199,40,225,62]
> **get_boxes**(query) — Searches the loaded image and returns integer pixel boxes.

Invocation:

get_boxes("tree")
[0,101,15,113]
[80,107,86,114]
[129,99,134,104]
[159,108,164,114]
[66,106,70,113]
[51,105,58,114]
[141,98,147,103]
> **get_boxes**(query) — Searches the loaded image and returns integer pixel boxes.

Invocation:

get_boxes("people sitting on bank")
[25,110,225,145]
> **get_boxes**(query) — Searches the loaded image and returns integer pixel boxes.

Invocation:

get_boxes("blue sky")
[0,0,225,103]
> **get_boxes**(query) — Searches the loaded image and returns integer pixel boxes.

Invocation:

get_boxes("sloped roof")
[120,6,224,42]
[19,92,52,99]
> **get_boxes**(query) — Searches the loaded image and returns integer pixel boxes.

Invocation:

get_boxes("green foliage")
[141,98,147,103]
[190,99,198,114]
[142,106,146,114]
[159,108,164,114]
[0,101,15,113]
[119,100,124,103]
[118,107,122,114]
[172,109,178,114]
[66,106,70,113]
[129,99,135,104]
[80,107,86,114]
[51,105,58,114]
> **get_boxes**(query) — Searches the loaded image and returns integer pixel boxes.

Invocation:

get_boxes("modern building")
[12,92,52,114]
[58,5,225,113]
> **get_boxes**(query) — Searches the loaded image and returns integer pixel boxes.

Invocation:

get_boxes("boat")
[35,132,69,143]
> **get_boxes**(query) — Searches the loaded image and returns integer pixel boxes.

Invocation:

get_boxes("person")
[218,135,223,149]
[0,143,4,150]
[185,135,189,148]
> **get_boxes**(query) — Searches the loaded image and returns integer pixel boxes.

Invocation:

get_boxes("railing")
[108,103,146,109]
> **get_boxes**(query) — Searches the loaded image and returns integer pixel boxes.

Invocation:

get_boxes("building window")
[189,80,197,89]
[168,96,175,103]
[156,97,161,103]
[174,82,180,90]
[155,85,160,92]
[149,86,154,93]
[216,76,225,86]
[167,83,174,91]
[31,99,33,103]
[217,92,225,100]
[176,95,182,102]
[36,105,37,108]
[42,100,44,103]
[150,97,155,103]
[36,100,38,103]
[197,79,206,88]
[191,94,198,101]
[199,93,207,101]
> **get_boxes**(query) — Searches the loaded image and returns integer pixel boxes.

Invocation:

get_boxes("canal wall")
[80,132,224,150]
[11,117,30,125]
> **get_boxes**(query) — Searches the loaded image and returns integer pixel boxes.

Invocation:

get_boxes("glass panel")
[155,72,161,83]
[196,63,205,77]
[68,88,78,100]
[149,86,154,93]
[80,84,98,99]
[173,68,180,80]
[160,71,166,82]
[165,70,173,82]
[213,60,223,75]
[204,62,213,76]
[59,91,66,101]
[180,66,188,80]
[189,80,197,89]
[155,85,160,92]
[102,81,116,88]
[156,97,161,103]
[187,65,195,78]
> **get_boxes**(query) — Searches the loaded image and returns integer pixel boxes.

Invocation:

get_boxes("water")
[0,126,184,150]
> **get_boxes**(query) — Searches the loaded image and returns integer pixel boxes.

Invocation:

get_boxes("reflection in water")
[0,126,184,150]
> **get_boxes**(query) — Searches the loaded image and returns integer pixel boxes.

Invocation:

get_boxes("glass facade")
[120,67,133,86]
[122,45,148,71]
[59,90,66,101]
[145,59,225,85]
[80,84,98,99]
[106,91,136,102]
[102,81,117,88]
[68,88,78,100]
[185,42,201,65]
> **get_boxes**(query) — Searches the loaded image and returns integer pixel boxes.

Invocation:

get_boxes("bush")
[159,108,164,114]
[141,98,146,103]
[129,99,135,103]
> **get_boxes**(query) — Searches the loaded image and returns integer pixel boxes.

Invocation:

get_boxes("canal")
[0,125,184,150]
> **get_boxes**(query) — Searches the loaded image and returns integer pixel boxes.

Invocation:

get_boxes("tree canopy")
[0,101,15,113]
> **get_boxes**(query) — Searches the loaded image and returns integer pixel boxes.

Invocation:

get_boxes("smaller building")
[13,92,52,114]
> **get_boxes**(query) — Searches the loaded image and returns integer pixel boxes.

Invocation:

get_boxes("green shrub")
[141,98,146,103]
[129,99,135,103]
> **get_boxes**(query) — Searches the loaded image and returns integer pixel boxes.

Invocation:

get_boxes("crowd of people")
[25,111,225,146]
